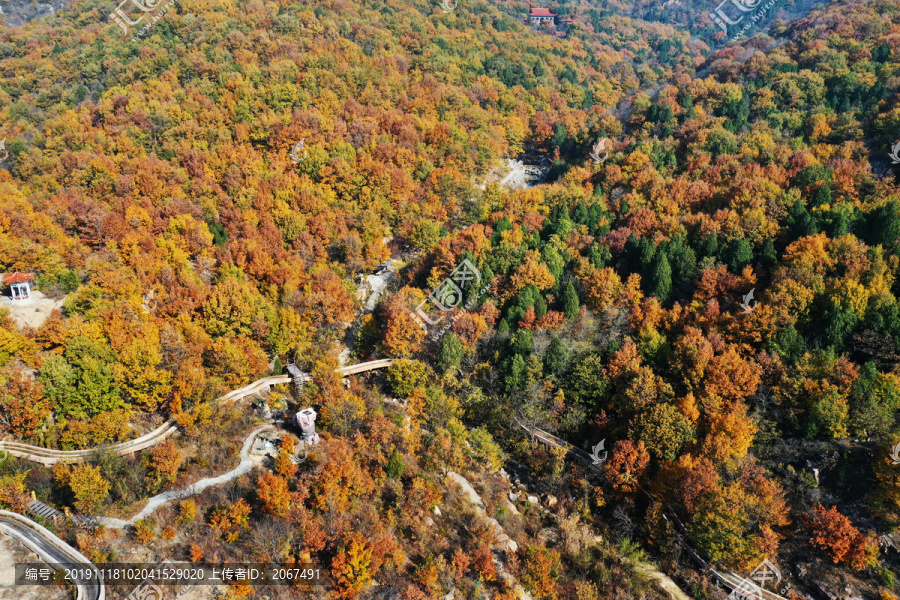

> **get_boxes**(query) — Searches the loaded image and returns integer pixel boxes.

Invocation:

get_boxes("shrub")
[134,519,155,544]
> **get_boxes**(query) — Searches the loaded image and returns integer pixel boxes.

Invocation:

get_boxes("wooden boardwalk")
[0,359,395,465]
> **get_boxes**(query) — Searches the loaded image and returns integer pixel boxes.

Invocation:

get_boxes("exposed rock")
[433,506,442,516]
[545,495,558,508]
[631,561,695,600]
[496,533,518,553]
[424,517,435,527]
[527,495,539,504]
[537,527,559,545]
[444,471,531,599]
[508,492,519,502]
[447,472,484,507]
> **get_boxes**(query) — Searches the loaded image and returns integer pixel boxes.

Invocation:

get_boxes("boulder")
[496,533,518,553]
[447,471,484,507]
[537,527,559,545]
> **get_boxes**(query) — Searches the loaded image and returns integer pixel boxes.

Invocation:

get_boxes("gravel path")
[97,425,275,529]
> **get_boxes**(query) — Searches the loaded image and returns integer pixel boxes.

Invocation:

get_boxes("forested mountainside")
[574,0,830,43]
[0,0,898,596]
[0,0,701,448]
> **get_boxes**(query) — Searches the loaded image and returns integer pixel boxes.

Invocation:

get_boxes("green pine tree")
[867,200,900,252]
[723,238,753,273]
[544,337,569,376]
[648,253,672,303]
[386,448,404,479]
[562,282,579,320]
[760,238,777,269]
[505,354,527,393]
[510,330,534,355]
[814,184,832,207]
[437,333,465,373]
[700,232,719,259]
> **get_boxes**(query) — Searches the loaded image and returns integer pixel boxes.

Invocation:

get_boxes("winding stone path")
[97,425,275,529]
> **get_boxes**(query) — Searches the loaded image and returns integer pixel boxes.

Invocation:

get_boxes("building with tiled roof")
[1,270,33,301]
[528,7,557,24]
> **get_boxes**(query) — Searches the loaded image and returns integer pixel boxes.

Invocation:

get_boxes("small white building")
[2,271,33,301]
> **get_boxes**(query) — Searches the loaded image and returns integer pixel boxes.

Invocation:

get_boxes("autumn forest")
[0,0,899,597]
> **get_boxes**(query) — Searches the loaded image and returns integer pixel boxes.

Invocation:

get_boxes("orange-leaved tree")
[146,439,183,490]
[0,366,50,437]
[606,440,650,493]
[209,499,252,544]
[521,545,562,599]
[331,531,373,599]
[803,504,879,570]
[257,472,291,518]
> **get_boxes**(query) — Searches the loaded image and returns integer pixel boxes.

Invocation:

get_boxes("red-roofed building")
[529,7,557,24]
[2,271,33,301]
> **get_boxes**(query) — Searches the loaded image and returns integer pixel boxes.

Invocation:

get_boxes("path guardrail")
[0,359,395,465]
